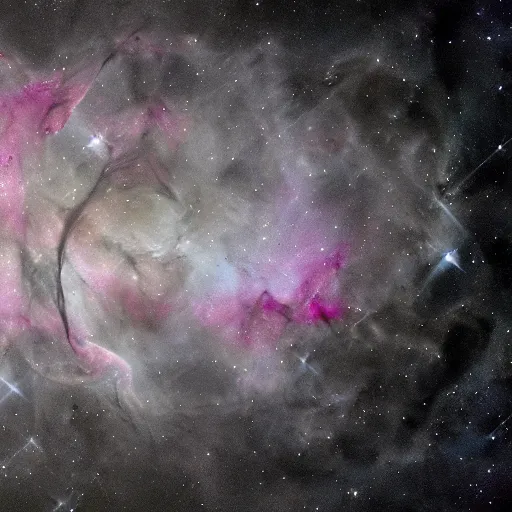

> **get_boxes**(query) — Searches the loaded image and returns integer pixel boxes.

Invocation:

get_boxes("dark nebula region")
[0,0,511,510]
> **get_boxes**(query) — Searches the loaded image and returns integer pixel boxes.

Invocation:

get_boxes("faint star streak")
[295,352,319,376]
[488,411,512,441]
[51,494,80,512]
[0,376,26,404]
[448,135,512,195]
[1,438,41,470]
[432,194,466,233]
[351,310,374,328]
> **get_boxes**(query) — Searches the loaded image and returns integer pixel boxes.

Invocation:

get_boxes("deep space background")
[0,0,511,510]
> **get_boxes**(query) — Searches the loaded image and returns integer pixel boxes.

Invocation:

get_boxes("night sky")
[0,1,511,511]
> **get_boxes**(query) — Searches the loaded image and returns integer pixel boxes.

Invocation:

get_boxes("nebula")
[0,1,511,511]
